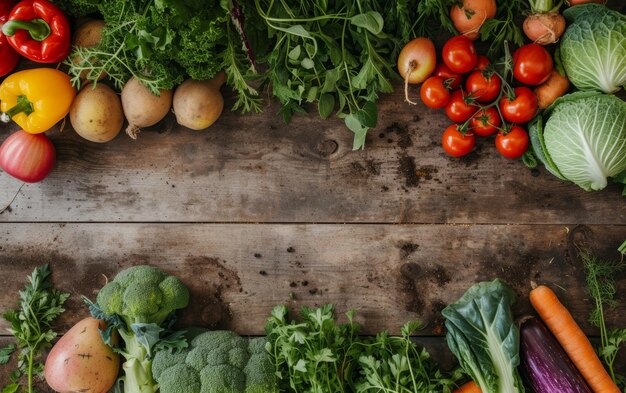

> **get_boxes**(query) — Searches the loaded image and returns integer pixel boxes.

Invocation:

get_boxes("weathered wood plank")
[1,89,623,224]
[1,224,624,336]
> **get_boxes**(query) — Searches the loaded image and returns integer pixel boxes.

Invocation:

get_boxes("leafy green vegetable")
[2,265,69,393]
[151,329,278,393]
[62,0,260,111]
[582,250,626,388]
[265,304,460,393]
[253,0,413,149]
[442,279,525,393]
[534,92,626,192]
[479,0,526,59]
[0,345,15,365]
[560,4,626,93]
[87,265,190,393]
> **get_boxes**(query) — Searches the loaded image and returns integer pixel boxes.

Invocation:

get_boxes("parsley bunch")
[265,304,460,393]
[2,265,69,393]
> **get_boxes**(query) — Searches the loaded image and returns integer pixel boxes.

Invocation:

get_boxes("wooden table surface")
[1,78,625,385]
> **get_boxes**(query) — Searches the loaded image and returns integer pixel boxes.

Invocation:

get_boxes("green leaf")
[0,344,15,364]
[355,101,378,129]
[1,384,18,393]
[442,279,525,393]
[318,94,335,119]
[350,12,384,35]
[301,58,315,70]
[288,45,301,61]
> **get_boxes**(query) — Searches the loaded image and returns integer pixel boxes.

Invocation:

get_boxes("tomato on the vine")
[420,76,451,109]
[469,107,501,137]
[499,87,538,123]
[434,63,462,89]
[495,126,529,159]
[475,55,490,71]
[445,90,478,123]
[442,124,475,157]
[513,44,553,85]
[466,70,501,103]
[442,35,477,74]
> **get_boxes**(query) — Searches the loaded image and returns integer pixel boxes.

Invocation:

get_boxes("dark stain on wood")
[179,256,242,329]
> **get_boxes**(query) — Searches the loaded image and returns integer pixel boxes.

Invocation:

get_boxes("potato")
[173,72,226,130]
[45,317,120,393]
[122,76,173,139]
[72,20,106,80]
[70,83,124,143]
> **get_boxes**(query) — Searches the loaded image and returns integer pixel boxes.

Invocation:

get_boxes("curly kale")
[64,0,259,111]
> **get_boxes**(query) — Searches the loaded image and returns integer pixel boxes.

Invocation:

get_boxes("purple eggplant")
[520,317,592,393]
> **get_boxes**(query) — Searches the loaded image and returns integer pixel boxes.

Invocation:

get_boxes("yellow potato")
[70,83,124,143]
[72,20,106,80]
[173,72,226,130]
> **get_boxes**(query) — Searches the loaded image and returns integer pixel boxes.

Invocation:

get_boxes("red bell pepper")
[1,0,70,63]
[0,0,20,76]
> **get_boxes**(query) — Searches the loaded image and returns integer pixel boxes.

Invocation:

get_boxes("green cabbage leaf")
[560,4,626,93]
[531,92,626,192]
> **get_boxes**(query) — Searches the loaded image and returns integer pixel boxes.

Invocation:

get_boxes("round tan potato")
[173,72,226,130]
[122,76,173,139]
[70,83,124,143]
[72,20,106,80]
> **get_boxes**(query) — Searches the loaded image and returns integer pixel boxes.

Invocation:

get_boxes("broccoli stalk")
[88,266,190,393]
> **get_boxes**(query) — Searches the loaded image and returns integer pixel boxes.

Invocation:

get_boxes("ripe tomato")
[495,126,529,159]
[499,87,538,123]
[513,43,553,85]
[434,63,462,89]
[442,125,475,157]
[442,35,478,74]
[469,107,501,137]
[465,70,501,103]
[420,76,451,109]
[445,90,478,122]
[475,55,490,71]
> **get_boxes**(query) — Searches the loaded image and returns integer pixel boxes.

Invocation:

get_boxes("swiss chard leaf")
[442,279,525,393]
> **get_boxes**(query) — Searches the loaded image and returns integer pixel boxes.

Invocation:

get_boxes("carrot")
[535,70,570,109]
[454,381,481,393]
[530,285,620,393]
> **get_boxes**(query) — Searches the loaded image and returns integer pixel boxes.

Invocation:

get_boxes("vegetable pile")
[1,247,625,393]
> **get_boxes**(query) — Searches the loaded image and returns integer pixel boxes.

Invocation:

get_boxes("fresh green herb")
[265,304,460,393]
[479,0,526,58]
[582,250,626,387]
[253,0,414,149]
[412,0,457,39]
[2,265,69,393]
[0,345,15,365]
[61,0,259,111]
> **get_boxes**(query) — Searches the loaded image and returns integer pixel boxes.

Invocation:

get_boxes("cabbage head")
[560,4,626,93]
[530,92,626,192]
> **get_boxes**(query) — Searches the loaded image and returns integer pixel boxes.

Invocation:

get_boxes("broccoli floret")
[94,265,190,393]
[152,330,278,393]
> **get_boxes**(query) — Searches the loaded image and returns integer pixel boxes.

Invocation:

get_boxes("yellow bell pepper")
[0,68,75,134]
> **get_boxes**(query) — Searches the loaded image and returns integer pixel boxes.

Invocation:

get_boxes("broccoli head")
[93,265,190,393]
[152,330,277,393]
[97,265,190,326]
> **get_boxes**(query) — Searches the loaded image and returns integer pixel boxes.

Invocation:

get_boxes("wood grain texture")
[1,89,624,224]
[1,223,624,336]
